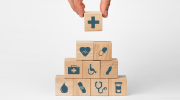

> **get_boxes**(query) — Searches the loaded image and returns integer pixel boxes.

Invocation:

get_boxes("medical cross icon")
[71,68,77,73]
[88,16,99,28]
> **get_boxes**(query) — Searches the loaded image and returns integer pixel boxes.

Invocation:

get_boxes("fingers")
[74,0,85,17]
[100,0,111,18]
[69,0,110,18]
[68,0,78,14]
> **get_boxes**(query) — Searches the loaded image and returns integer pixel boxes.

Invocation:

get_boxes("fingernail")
[105,10,108,18]
[77,11,82,17]
[79,13,83,18]
[77,11,79,15]
[76,11,78,15]
[80,14,83,17]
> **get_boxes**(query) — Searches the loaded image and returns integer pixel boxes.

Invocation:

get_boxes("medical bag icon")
[115,82,122,93]
[68,65,80,74]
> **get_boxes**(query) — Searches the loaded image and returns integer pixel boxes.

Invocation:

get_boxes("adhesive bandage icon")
[78,82,86,93]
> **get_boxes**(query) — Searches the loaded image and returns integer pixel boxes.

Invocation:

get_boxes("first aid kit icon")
[68,65,80,74]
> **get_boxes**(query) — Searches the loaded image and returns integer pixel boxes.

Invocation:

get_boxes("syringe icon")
[106,63,114,75]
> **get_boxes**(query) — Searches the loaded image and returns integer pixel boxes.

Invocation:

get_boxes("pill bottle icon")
[115,82,122,93]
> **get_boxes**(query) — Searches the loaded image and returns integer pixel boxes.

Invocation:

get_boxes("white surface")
[0,0,180,100]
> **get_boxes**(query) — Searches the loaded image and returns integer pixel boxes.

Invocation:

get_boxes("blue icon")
[88,64,97,75]
[106,63,114,75]
[88,16,99,28]
[80,47,91,57]
[78,82,86,93]
[115,82,122,93]
[95,81,107,94]
[98,47,107,56]
[60,83,68,93]
[68,65,80,74]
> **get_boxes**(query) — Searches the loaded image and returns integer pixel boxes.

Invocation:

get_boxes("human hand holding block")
[68,0,111,18]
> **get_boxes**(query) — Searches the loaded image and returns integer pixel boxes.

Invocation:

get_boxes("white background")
[0,0,180,100]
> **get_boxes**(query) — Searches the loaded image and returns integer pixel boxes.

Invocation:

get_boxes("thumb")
[100,0,111,18]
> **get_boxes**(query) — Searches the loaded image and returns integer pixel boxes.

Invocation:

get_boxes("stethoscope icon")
[95,81,107,94]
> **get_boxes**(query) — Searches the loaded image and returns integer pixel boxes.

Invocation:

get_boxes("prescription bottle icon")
[115,82,122,93]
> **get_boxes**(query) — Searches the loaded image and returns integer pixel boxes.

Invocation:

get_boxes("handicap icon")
[88,64,96,75]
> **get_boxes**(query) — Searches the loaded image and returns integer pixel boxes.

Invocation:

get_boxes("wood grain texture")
[94,41,112,60]
[55,75,73,96]
[84,12,102,31]
[76,41,93,60]
[109,75,127,96]
[64,58,82,78]
[73,79,91,96]
[101,58,118,78]
[82,61,100,78]
[91,79,108,96]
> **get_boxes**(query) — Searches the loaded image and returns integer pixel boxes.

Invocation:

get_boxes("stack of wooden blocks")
[55,41,127,96]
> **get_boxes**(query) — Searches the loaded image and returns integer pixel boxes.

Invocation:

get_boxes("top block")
[84,12,102,31]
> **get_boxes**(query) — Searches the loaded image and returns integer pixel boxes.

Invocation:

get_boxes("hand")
[68,0,111,18]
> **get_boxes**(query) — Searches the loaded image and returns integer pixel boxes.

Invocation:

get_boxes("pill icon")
[98,47,107,56]
[78,82,86,93]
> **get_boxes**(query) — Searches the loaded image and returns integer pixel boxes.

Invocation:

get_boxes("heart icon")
[80,47,91,57]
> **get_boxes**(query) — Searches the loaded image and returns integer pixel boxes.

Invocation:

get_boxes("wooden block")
[91,79,108,96]
[101,58,118,78]
[76,41,93,60]
[84,11,102,31]
[65,58,82,78]
[55,75,73,96]
[109,75,127,96]
[83,61,100,78]
[94,41,112,60]
[73,79,91,96]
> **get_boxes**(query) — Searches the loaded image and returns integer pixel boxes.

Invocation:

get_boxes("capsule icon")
[98,47,107,56]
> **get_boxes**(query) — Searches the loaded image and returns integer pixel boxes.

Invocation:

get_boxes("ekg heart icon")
[79,47,91,57]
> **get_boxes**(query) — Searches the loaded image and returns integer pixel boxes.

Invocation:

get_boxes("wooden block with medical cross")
[84,12,102,31]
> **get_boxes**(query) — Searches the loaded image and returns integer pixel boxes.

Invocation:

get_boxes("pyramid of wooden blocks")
[55,41,127,96]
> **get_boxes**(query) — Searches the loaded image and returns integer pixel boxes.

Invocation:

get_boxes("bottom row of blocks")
[55,75,127,96]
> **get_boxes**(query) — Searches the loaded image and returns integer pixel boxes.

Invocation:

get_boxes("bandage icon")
[78,82,86,93]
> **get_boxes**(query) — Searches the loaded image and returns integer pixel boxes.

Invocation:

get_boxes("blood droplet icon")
[60,83,68,93]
